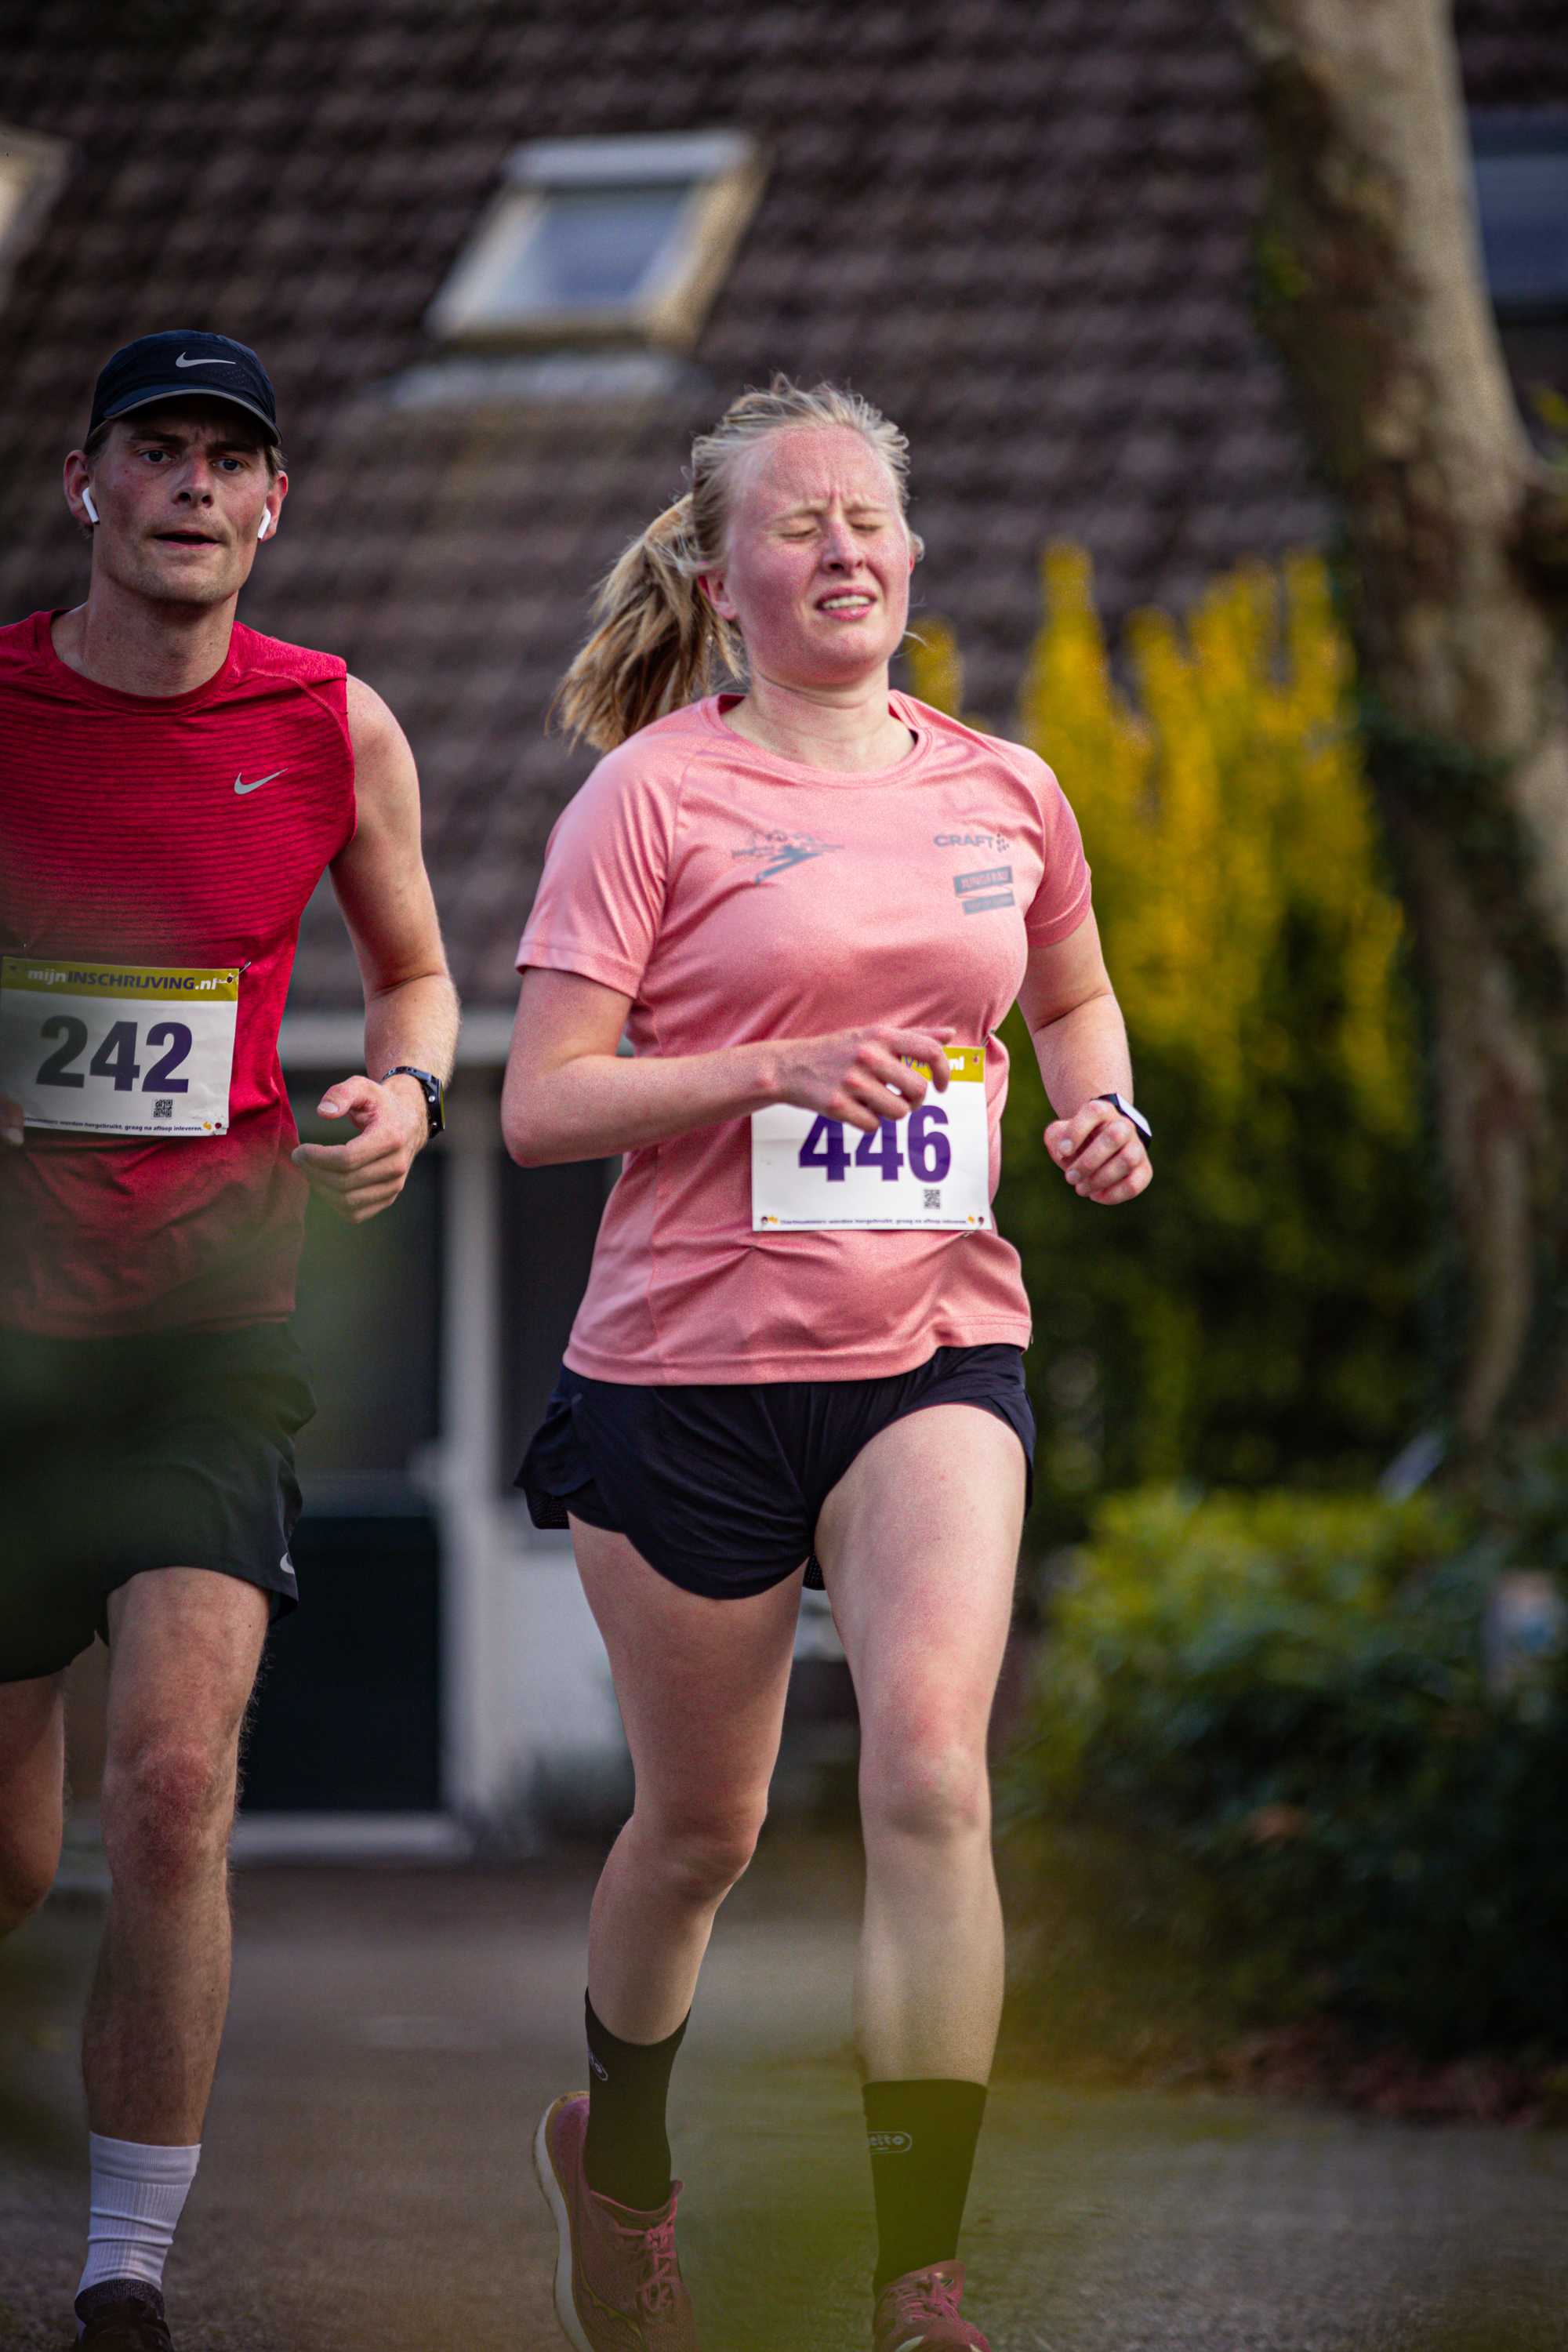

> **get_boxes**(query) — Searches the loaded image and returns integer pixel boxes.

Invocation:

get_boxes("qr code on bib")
[153,1099,173,1120]
[924,1189,941,1210]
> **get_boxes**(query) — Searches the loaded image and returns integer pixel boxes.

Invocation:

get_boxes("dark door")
[241,1094,443,1810]
[241,1509,441,1810]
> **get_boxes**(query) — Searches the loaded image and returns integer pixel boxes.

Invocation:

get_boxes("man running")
[0,330,458,2351]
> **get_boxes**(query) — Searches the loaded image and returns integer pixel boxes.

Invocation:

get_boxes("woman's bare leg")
[815,1406,1025,2084]
[569,1522,804,2042]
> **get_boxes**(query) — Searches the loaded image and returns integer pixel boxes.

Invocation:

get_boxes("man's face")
[64,399,287,611]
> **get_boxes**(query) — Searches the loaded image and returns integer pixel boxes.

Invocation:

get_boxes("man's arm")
[291,676,460,1222]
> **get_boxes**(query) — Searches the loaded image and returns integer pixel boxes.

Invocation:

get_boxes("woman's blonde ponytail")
[552,377,920,753]
[552,495,740,752]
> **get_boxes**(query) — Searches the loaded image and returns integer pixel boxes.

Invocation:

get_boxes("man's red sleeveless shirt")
[0,612,356,1336]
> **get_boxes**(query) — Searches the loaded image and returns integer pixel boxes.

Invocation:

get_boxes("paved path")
[2,1842,1566,2350]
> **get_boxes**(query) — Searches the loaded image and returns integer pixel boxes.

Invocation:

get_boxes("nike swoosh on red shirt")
[234,769,288,794]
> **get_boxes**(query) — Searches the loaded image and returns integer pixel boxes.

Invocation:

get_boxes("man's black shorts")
[0,1322,314,1682]
[517,1345,1034,1600]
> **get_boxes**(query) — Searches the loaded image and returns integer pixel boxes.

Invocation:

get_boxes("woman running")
[505,379,1151,2352]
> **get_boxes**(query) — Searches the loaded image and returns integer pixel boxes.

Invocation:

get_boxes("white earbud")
[82,488,100,524]
[257,509,272,541]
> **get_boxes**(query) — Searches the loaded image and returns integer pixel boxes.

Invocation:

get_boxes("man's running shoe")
[74,2281,176,2351]
[533,2092,699,2350]
[872,2262,990,2352]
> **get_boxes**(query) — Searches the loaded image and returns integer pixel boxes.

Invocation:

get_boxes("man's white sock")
[77,2133,201,2299]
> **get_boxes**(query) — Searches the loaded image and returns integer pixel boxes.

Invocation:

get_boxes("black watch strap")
[383,1065,445,1138]
[1097,1091,1151,1144]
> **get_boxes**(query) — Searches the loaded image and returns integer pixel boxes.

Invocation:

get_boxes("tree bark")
[1243,0,1568,1450]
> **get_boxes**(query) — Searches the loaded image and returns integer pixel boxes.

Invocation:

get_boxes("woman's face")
[699,425,916,691]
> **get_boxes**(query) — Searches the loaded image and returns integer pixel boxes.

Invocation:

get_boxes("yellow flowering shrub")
[1019,546,1411,1130]
[909,549,1426,1515]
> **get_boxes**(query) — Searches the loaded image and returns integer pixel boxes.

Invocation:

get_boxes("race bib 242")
[0,958,239,1138]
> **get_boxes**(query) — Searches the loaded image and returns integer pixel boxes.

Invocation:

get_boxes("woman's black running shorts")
[517,1344,1034,1600]
[0,1321,314,1681]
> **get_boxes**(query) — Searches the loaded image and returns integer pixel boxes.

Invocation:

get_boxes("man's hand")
[2,1094,23,1148]
[1045,1098,1152,1207]
[291,1073,428,1222]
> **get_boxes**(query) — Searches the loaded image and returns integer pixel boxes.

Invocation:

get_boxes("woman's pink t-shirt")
[517,692,1091,1383]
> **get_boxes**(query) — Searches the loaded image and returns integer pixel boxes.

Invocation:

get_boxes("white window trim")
[426,129,765,352]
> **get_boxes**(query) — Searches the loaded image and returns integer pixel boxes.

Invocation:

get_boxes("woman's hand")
[504,970,957,1166]
[771,1026,953,1134]
[1045,1098,1152,1205]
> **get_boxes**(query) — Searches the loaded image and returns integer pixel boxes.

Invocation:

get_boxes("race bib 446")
[0,958,239,1138]
[751,1046,991,1231]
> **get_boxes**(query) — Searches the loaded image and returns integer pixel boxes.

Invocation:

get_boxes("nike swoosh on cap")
[176,354,236,368]
[234,769,288,794]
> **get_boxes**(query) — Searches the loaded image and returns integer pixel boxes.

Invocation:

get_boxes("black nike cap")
[88,330,280,444]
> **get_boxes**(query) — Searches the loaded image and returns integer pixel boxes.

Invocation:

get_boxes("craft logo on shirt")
[731,828,844,884]
[934,829,1011,854]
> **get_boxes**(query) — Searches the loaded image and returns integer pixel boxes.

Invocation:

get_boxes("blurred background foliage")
[907,546,1433,1540]
[906,553,1568,2065]
[1003,1483,1568,2056]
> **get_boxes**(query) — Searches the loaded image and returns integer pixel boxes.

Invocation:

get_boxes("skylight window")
[1470,111,1568,316]
[428,131,764,350]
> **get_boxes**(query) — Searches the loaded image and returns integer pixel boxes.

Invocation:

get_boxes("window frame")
[426,129,765,351]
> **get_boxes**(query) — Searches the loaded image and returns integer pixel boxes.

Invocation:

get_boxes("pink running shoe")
[872,2262,990,2352]
[533,2092,699,2351]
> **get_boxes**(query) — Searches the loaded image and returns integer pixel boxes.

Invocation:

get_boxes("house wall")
[273,1036,628,1828]
[433,1077,628,1825]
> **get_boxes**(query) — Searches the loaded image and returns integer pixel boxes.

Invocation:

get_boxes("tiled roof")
[0,0,1561,1007]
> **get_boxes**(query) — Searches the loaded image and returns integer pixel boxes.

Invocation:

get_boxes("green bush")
[1007,1485,1568,2057]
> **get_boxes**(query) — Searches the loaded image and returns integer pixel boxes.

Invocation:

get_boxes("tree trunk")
[1242,0,1568,1452]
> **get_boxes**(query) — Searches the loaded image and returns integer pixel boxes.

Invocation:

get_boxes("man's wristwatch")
[1097,1091,1152,1145]
[382,1065,445,1138]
